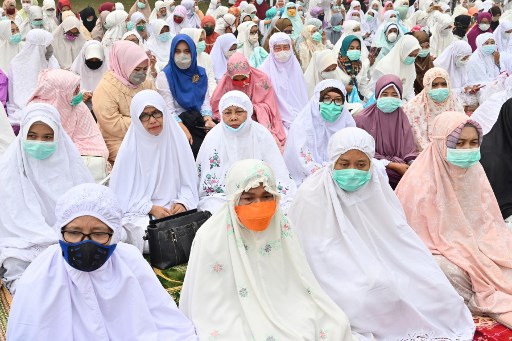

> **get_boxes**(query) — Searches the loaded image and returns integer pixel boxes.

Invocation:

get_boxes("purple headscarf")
[354,74,418,188]
[467,12,493,51]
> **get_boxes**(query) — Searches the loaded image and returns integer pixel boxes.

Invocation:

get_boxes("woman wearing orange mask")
[180,159,358,340]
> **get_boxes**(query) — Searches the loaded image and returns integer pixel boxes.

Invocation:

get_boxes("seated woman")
[298,25,325,72]
[480,99,512,227]
[101,10,129,62]
[180,159,355,340]
[201,15,218,54]
[93,40,154,163]
[411,30,435,94]
[109,90,198,253]
[0,105,15,156]
[210,32,237,82]
[51,16,86,70]
[196,90,296,214]
[355,75,417,189]
[0,20,23,74]
[260,32,308,131]
[28,69,110,182]
[144,19,173,72]
[0,103,93,294]
[396,111,512,328]
[7,183,198,340]
[467,33,500,86]
[337,35,371,102]
[236,21,260,61]
[288,127,475,340]
[262,17,292,52]
[284,79,356,186]
[211,52,286,151]
[404,67,464,151]
[304,49,344,97]
[156,34,215,158]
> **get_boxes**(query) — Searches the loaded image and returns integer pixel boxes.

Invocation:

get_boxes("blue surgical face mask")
[346,50,361,61]
[59,240,116,272]
[312,31,322,42]
[376,97,402,113]
[31,20,43,27]
[428,88,449,103]
[127,21,135,31]
[319,102,343,122]
[158,32,171,42]
[418,48,430,58]
[481,44,497,55]
[70,92,83,106]
[137,1,146,9]
[332,168,372,192]
[9,32,22,44]
[403,56,416,65]
[197,40,206,54]
[23,140,57,160]
[223,120,247,133]
[333,25,342,32]
[446,147,481,168]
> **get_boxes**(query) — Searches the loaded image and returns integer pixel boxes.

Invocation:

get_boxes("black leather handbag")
[146,209,211,269]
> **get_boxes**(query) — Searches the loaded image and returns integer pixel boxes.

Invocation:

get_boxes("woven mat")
[0,285,11,341]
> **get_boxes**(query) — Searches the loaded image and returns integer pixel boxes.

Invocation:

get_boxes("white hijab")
[0,20,24,73]
[109,90,198,215]
[70,40,109,92]
[180,158,356,341]
[7,183,199,340]
[196,90,296,214]
[494,20,512,53]
[149,0,165,23]
[210,32,237,81]
[51,16,86,69]
[181,0,200,28]
[303,49,344,97]
[237,21,258,60]
[144,19,173,70]
[472,76,512,134]
[371,35,420,100]
[284,80,356,186]
[0,103,93,291]
[259,32,309,129]
[467,32,501,84]
[430,13,456,57]
[288,127,476,340]
[41,0,58,33]
[101,10,129,62]
[433,40,472,89]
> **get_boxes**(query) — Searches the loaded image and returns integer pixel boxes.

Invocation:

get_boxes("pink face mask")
[64,32,78,41]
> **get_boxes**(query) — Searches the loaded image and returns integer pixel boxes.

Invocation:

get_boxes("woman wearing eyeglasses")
[284,79,355,187]
[354,74,418,189]
[7,183,199,340]
[109,90,198,253]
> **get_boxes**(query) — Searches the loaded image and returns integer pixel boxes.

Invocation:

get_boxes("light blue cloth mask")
[332,168,372,192]
[23,140,57,160]
[428,88,449,103]
[446,148,481,168]
[376,97,402,113]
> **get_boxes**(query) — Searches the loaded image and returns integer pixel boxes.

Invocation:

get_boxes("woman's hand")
[82,91,93,102]
[204,116,216,129]
[150,205,171,219]
[387,162,409,176]
[169,203,186,215]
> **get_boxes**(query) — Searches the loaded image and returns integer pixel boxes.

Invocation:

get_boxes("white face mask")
[387,32,398,42]
[455,56,469,67]
[22,2,31,10]
[174,52,192,69]
[352,15,361,22]
[224,50,236,59]
[479,23,491,31]
[274,50,292,62]
[248,32,258,44]
[321,70,337,79]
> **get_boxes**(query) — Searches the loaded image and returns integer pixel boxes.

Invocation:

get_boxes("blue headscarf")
[163,34,208,112]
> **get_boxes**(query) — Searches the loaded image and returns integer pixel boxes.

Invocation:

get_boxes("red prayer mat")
[474,316,512,340]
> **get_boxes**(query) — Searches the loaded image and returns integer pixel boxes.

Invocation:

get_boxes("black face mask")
[204,26,215,36]
[85,59,103,70]
[59,240,116,272]
[318,14,325,21]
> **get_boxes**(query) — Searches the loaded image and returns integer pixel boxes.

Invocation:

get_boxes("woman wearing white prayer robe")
[430,13,457,57]
[51,16,86,70]
[41,0,58,33]
[288,127,476,340]
[180,159,357,341]
[0,20,23,74]
[494,20,512,54]
[467,32,501,85]
[196,90,296,215]
[144,19,174,72]
[303,49,344,97]
[0,105,14,156]
[0,103,93,294]
[109,90,198,253]
[101,10,128,65]
[7,183,198,341]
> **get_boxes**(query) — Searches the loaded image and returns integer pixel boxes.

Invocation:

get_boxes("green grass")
[72,0,213,17]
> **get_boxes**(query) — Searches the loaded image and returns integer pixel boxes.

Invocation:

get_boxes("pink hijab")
[108,40,149,89]
[28,69,109,160]
[396,111,512,325]
[211,52,287,150]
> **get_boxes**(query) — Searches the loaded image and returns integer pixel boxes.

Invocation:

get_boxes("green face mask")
[396,5,408,19]
[376,97,402,113]
[403,56,416,65]
[136,24,145,32]
[312,31,322,42]
[418,48,430,58]
[333,25,342,32]
[319,102,343,122]
[428,88,449,103]
[137,1,146,9]
[332,168,372,192]
[23,140,57,160]
[197,41,206,54]
[70,92,83,106]
[9,33,22,44]
[446,148,481,168]
[127,21,135,31]
[346,50,361,61]
[31,20,43,27]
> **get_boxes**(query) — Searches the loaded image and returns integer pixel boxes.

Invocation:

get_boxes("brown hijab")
[263,18,292,52]
[412,31,434,94]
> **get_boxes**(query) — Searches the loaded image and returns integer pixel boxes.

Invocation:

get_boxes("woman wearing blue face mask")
[355,74,418,189]
[298,25,326,71]
[0,103,93,294]
[0,20,23,74]
[325,12,343,45]
[288,127,475,340]
[145,19,174,72]
[196,90,296,215]
[337,35,371,102]
[396,111,512,329]
[7,183,199,340]
[467,33,501,85]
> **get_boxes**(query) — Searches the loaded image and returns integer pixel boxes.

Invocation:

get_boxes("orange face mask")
[234,200,277,232]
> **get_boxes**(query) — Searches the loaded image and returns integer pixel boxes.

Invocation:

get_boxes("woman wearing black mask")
[453,14,471,40]
[79,5,97,32]
[70,41,108,114]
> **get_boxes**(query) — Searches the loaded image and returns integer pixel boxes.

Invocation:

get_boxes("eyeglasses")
[61,230,113,245]
[322,97,344,105]
[139,110,163,122]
